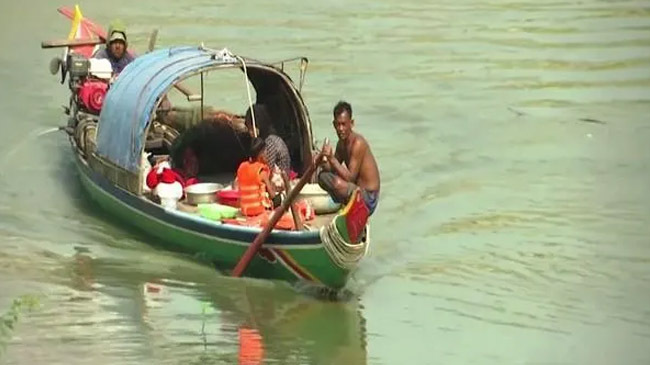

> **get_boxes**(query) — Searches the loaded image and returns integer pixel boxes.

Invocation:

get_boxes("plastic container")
[217,189,240,207]
[298,183,341,214]
[155,181,183,210]
[198,203,239,221]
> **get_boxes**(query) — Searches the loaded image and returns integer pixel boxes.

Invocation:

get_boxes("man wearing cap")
[93,19,136,74]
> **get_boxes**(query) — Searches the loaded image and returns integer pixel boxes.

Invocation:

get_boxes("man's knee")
[318,171,335,192]
[317,171,326,189]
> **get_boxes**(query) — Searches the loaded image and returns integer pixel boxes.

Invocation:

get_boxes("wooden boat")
[43,6,370,290]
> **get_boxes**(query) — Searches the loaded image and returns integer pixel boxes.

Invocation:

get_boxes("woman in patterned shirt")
[244,104,291,173]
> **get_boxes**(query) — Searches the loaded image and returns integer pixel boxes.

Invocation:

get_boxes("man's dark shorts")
[317,171,379,215]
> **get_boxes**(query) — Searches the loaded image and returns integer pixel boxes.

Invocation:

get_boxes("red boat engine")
[77,80,108,114]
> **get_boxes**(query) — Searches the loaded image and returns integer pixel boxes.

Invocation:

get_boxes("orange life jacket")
[237,160,272,216]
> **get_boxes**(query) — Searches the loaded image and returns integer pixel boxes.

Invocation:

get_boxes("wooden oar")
[174,83,202,101]
[280,170,303,230]
[41,38,103,49]
[232,150,325,277]
[147,29,159,53]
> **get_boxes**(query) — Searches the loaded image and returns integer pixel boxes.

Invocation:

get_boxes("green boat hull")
[73,153,352,289]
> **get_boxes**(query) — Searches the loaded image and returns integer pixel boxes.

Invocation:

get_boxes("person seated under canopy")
[243,104,292,174]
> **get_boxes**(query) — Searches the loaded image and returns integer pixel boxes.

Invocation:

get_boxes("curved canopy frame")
[96,46,313,174]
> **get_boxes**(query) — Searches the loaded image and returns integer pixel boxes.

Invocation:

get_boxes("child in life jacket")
[236,138,281,216]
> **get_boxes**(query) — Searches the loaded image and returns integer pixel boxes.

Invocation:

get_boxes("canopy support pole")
[200,72,204,121]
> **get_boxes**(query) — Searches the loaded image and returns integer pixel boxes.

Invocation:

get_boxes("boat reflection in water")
[71,251,367,364]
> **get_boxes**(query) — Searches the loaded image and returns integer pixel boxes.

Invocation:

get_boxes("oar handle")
[147,29,159,52]
[41,38,103,49]
[174,82,201,101]
[231,151,325,277]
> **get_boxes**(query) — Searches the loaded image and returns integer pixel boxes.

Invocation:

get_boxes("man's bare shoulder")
[351,133,370,152]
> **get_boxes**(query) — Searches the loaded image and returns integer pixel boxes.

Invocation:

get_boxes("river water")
[1,0,649,364]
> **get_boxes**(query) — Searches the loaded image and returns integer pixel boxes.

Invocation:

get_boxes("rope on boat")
[320,219,370,270]
[236,55,257,138]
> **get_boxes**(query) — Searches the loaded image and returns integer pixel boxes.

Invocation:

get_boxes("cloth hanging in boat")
[338,188,370,244]
[145,161,198,190]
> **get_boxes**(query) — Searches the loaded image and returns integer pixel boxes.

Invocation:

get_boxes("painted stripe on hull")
[271,248,321,284]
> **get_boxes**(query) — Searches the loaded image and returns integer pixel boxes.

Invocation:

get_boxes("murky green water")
[1,0,650,363]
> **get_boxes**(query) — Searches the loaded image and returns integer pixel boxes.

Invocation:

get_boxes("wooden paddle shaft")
[281,171,303,231]
[147,29,159,52]
[231,151,324,277]
[41,38,103,49]
[174,82,199,99]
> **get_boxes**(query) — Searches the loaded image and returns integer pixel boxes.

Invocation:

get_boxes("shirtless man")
[317,101,381,215]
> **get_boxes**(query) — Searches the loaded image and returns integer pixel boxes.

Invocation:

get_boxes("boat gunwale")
[75,149,324,249]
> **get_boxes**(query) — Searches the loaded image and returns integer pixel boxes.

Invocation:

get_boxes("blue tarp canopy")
[96,46,239,173]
